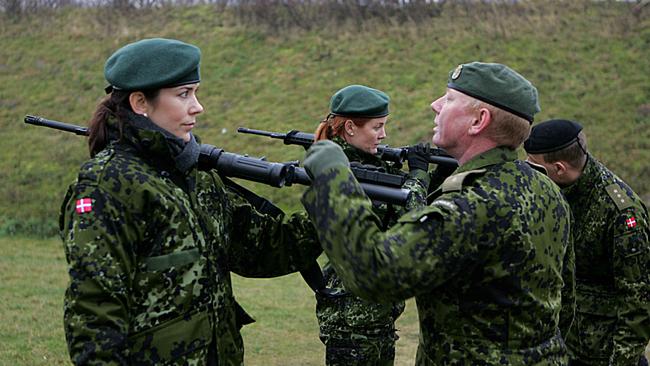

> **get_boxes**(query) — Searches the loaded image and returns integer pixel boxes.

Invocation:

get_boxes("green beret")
[524,119,583,154]
[104,38,201,92]
[447,62,540,123]
[330,85,390,118]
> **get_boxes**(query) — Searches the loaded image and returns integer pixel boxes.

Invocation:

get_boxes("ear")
[129,91,149,116]
[468,107,491,135]
[344,119,356,136]
[553,161,569,177]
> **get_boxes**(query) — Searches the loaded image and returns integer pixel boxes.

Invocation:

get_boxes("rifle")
[24,115,410,205]
[237,126,459,168]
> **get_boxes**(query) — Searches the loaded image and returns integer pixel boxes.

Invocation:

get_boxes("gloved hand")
[407,143,431,172]
[303,140,349,179]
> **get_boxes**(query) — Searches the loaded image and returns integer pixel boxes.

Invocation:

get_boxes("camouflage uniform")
[562,155,650,365]
[316,136,429,366]
[303,146,575,365]
[60,117,321,365]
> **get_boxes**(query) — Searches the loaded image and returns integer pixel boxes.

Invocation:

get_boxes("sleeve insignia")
[75,198,93,214]
[625,216,637,229]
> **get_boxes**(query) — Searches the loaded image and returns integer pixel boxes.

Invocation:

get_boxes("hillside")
[1,1,649,236]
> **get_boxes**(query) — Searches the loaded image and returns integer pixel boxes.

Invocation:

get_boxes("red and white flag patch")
[625,216,637,229]
[75,198,93,214]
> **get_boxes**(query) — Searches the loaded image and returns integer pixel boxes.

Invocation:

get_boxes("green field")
[0,236,419,365]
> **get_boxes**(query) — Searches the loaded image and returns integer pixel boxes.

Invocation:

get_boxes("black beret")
[104,38,201,91]
[330,85,390,118]
[523,119,583,154]
[447,62,540,123]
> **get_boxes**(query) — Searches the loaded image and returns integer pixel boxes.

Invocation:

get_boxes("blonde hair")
[314,114,374,141]
[471,99,531,149]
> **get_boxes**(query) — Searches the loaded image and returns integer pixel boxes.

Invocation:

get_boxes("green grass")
[1,1,649,236]
[0,236,419,365]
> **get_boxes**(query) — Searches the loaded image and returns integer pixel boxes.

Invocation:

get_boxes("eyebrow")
[175,84,199,91]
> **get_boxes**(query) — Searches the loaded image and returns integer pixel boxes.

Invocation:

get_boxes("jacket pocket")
[144,248,200,271]
[129,309,211,364]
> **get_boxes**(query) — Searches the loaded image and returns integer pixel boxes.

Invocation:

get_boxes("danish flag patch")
[625,216,637,229]
[75,198,93,214]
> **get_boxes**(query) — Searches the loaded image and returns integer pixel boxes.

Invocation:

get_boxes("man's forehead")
[446,88,470,99]
[445,88,477,105]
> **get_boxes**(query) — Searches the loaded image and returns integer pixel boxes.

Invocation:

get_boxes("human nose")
[431,96,443,114]
[378,126,386,140]
[190,96,204,115]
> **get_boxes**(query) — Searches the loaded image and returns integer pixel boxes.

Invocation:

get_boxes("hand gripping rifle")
[237,127,459,168]
[24,115,411,205]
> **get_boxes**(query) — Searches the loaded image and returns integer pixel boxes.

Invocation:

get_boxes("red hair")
[314,114,374,141]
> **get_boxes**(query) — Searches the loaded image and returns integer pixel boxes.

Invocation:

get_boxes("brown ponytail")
[87,88,159,157]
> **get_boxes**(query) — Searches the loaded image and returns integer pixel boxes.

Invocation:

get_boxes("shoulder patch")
[442,169,487,193]
[525,161,548,175]
[605,184,634,211]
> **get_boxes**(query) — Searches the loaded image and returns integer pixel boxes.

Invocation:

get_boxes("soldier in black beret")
[525,119,650,366]
[61,38,323,365]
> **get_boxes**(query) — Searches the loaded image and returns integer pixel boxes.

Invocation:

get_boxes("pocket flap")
[144,248,200,271]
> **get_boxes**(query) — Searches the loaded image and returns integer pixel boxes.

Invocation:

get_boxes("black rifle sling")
[220,175,331,295]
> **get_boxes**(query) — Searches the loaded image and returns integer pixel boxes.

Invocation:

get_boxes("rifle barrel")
[24,115,89,136]
[237,127,286,139]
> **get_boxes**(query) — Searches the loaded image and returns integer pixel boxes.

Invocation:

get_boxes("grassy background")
[0,1,649,364]
[0,237,419,365]
[0,0,649,236]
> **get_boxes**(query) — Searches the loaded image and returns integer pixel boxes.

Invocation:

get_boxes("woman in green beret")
[59,38,321,365]
[312,84,430,366]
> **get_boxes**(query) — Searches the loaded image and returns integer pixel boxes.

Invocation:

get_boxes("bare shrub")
[229,0,446,33]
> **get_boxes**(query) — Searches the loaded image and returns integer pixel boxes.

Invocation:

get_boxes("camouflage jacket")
[60,119,321,365]
[562,155,650,365]
[333,136,430,227]
[303,147,574,365]
[316,137,429,336]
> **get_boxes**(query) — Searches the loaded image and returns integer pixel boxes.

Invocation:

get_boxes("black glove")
[407,143,431,172]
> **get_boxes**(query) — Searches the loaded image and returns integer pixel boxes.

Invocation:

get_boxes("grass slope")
[0,1,648,237]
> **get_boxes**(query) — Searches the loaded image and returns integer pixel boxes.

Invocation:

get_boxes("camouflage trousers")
[320,330,397,366]
[315,294,402,366]
[316,264,403,366]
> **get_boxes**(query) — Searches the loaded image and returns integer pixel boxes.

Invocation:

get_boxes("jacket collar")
[332,136,384,166]
[456,146,518,173]
[107,111,200,174]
